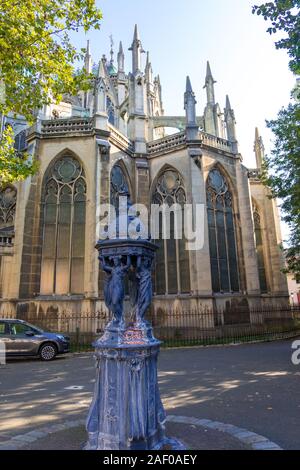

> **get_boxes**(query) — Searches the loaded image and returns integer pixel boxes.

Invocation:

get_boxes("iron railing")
[2,306,300,351]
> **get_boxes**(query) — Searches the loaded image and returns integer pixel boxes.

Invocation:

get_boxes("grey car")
[0,319,70,361]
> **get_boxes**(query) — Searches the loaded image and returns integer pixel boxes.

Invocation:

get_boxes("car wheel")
[39,343,57,361]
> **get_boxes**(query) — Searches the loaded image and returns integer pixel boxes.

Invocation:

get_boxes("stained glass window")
[98,163,131,297]
[0,186,16,248]
[152,168,190,295]
[110,164,130,208]
[253,204,268,293]
[40,155,86,295]
[0,186,17,228]
[206,168,239,293]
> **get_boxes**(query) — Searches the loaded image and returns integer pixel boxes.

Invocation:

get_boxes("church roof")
[107,61,117,75]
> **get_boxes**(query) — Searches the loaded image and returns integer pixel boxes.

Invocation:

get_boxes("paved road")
[0,338,299,449]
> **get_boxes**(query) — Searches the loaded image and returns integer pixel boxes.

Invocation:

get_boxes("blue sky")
[72,0,295,167]
[72,0,295,239]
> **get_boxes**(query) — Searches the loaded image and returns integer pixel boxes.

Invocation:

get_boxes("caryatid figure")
[100,255,131,328]
[136,255,153,326]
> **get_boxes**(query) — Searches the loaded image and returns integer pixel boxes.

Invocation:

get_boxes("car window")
[0,322,7,335]
[24,322,43,333]
[10,323,35,335]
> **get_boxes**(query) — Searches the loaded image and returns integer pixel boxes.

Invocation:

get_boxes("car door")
[8,322,39,355]
[0,321,12,356]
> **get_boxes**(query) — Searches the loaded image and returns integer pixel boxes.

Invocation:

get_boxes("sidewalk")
[1,338,299,449]
[0,416,282,450]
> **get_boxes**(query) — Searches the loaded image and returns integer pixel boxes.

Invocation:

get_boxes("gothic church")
[0,25,289,318]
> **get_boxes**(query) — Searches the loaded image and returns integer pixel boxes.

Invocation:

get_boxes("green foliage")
[253,2,300,280]
[0,125,39,184]
[252,1,300,74]
[0,0,102,183]
[0,0,102,121]
[261,103,300,281]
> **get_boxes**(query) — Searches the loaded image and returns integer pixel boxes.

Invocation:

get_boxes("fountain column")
[85,239,183,450]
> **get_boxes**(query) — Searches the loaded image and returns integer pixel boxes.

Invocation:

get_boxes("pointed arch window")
[0,186,17,246]
[40,155,86,295]
[110,163,130,208]
[253,204,268,293]
[207,168,239,293]
[0,186,17,227]
[98,163,131,297]
[152,168,190,295]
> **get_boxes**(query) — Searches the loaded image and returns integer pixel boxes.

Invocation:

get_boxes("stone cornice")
[147,131,186,157]
[107,123,134,155]
[147,130,236,159]
[40,117,94,137]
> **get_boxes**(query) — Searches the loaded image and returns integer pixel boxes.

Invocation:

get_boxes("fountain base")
[85,325,184,450]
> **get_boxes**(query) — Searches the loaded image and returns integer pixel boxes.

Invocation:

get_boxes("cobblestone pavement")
[0,337,299,449]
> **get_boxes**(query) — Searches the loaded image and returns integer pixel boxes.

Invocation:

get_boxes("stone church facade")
[0,26,289,319]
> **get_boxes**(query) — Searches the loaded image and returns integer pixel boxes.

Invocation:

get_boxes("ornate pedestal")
[85,324,171,450]
[85,214,184,450]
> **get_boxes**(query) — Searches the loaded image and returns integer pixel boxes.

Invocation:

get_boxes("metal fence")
[2,305,300,351]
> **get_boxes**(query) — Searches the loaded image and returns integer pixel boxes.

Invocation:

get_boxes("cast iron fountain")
[85,195,184,450]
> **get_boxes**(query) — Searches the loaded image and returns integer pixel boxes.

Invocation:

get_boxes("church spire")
[145,51,153,83]
[109,34,114,66]
[184,76,198,140]
[134,23,139,41]
[224,94,238,152]
[186,75,193,93]
[146,51,150,69]
[128,25,147,153]
[155,74,162,95]
[82,39,92,108]
[84,39,92,74]
[117,41,124,73]
[254,127,265,169]
[225,94,231,110]
[117,41,126,131]
[204,61,216,105]
[94,57,108,130]
[97,57,106,80]
[206,61,213,78]
[129,24,145,74]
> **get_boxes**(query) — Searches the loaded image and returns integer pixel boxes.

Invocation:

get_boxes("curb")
[0,415,282,451]
[166,415,282,450]
[0,419,86,450]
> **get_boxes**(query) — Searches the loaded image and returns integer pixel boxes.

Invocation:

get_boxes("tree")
[252,1,300,74]
[0,0,102,183]
[0,0,102,120]
[261,103,300,282]
[253,2,300,281]
[0,125,38,184]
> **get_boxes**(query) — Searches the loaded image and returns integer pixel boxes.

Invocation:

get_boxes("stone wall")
[0,126,289,318]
